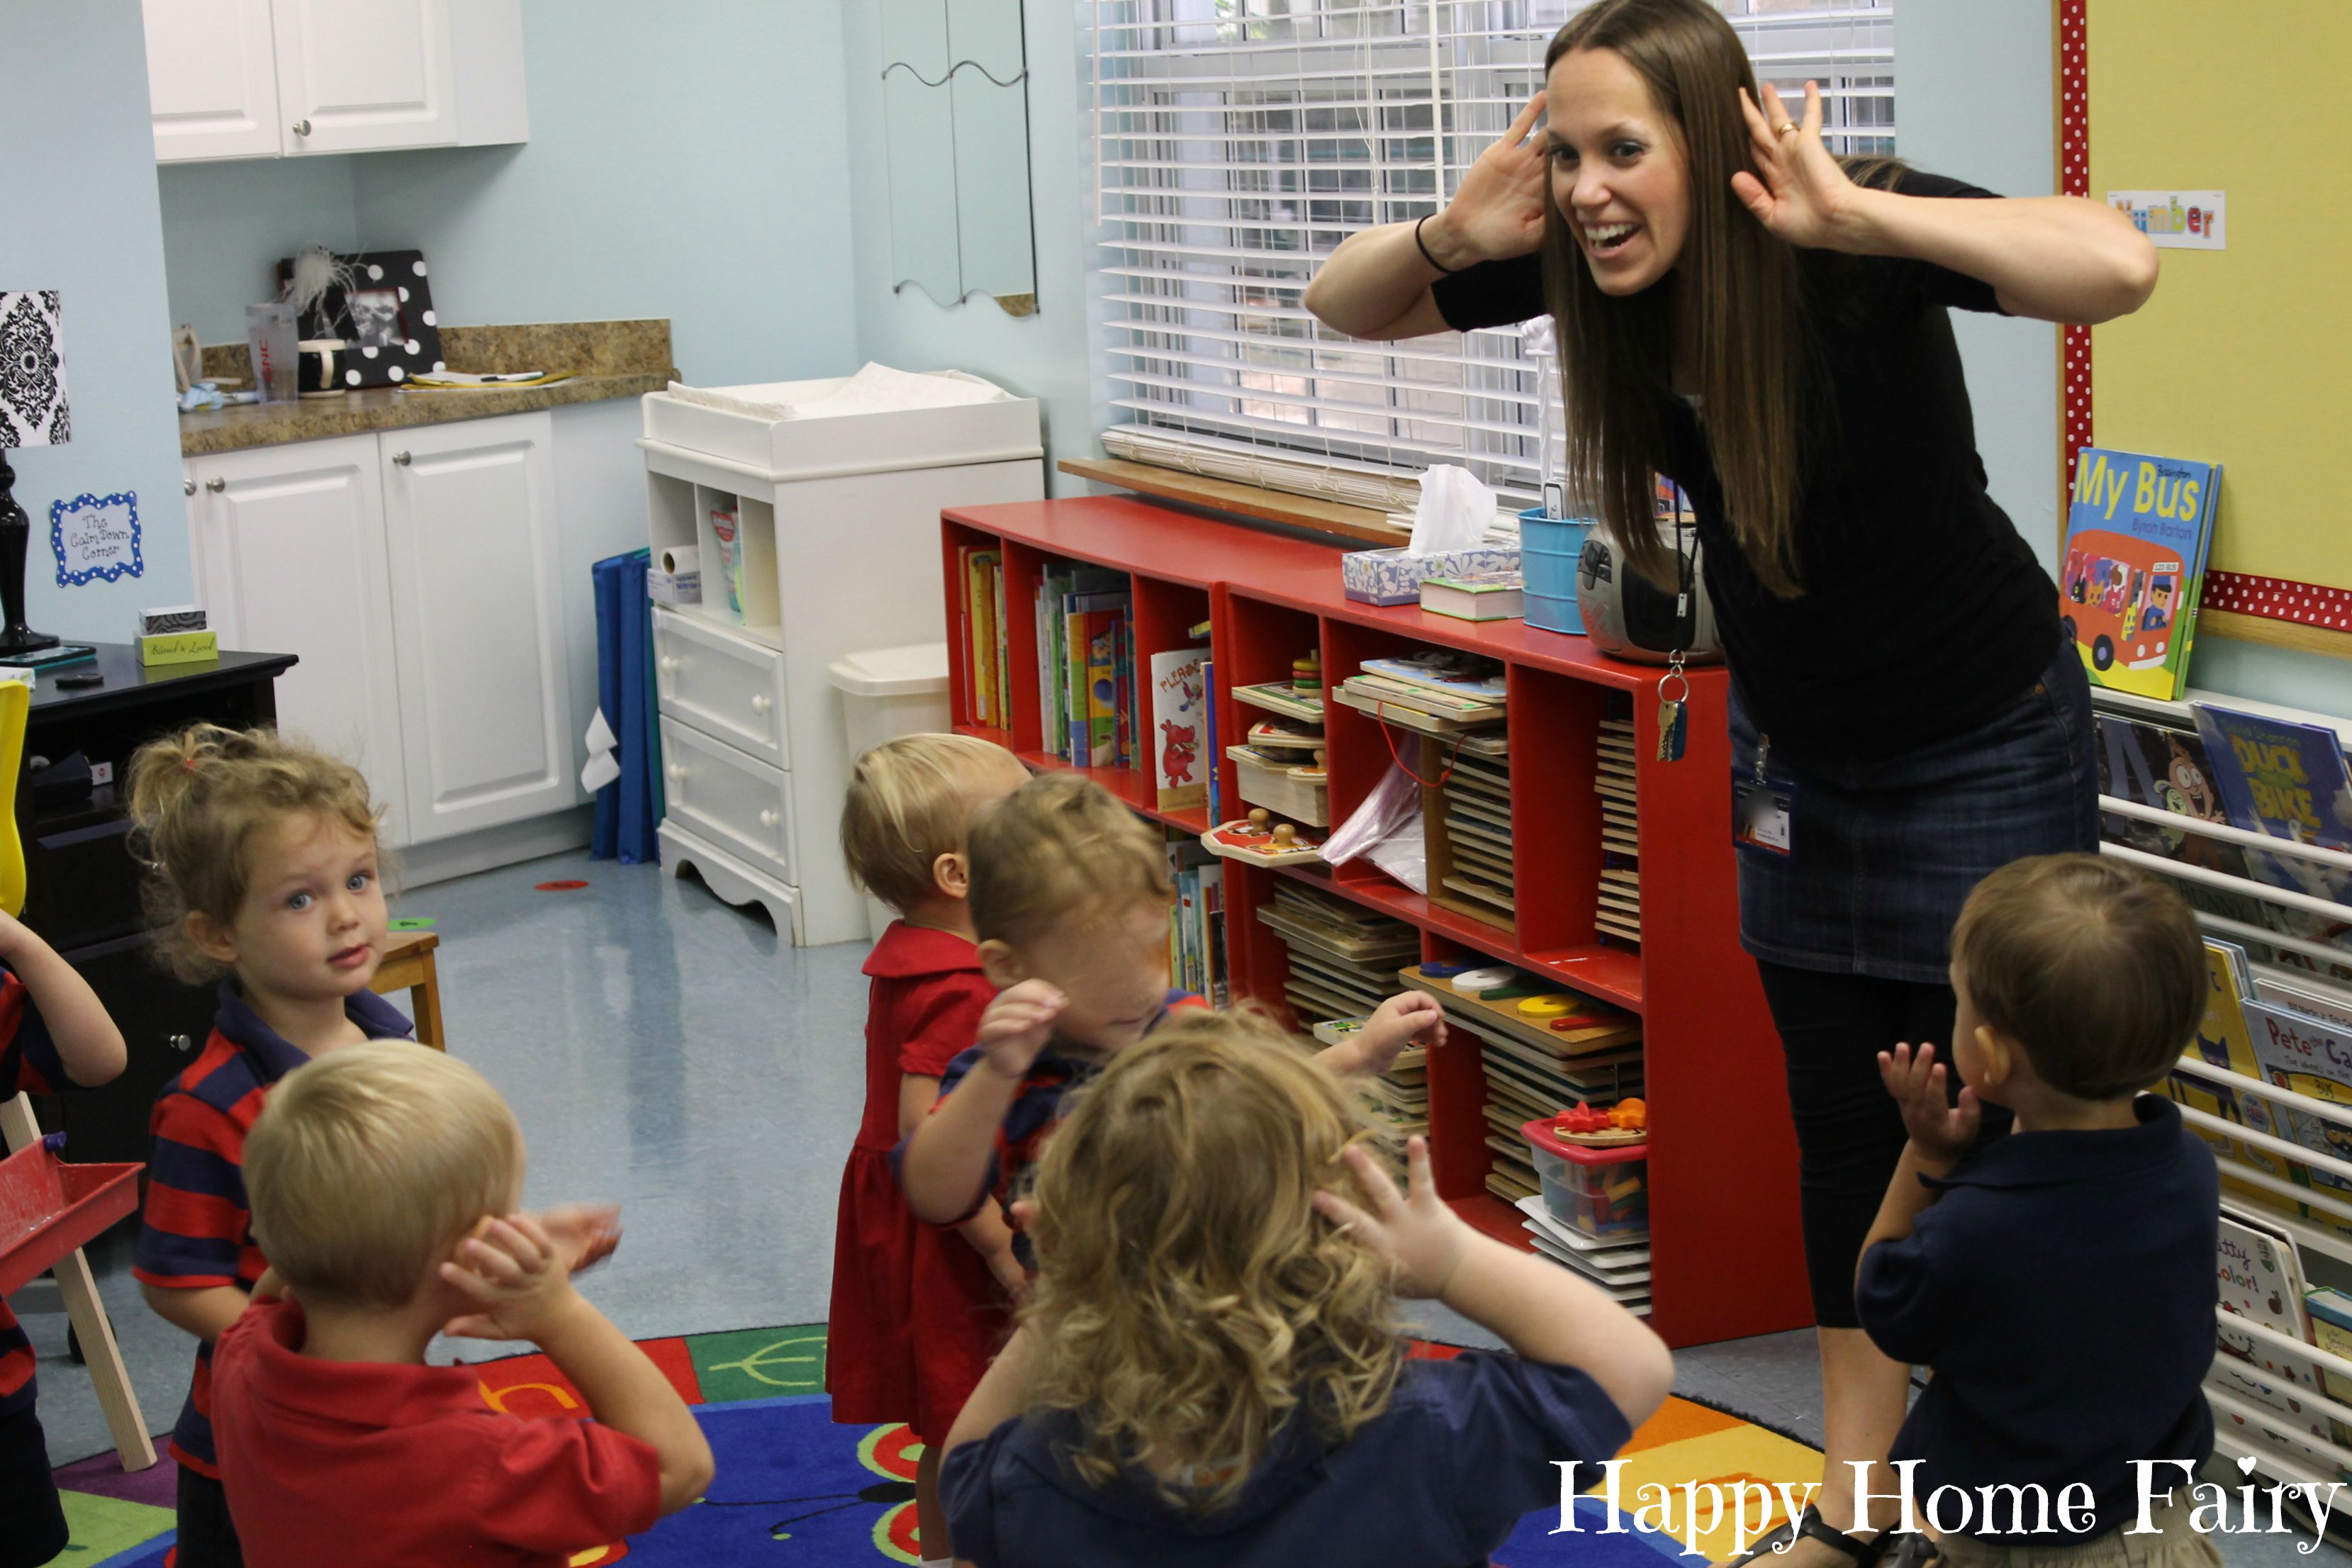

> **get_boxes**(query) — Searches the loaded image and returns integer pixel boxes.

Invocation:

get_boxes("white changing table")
[641,374,1043,943]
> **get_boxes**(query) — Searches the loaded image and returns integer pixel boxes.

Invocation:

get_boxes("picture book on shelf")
[2168,939,2281,1179]
[2257,970,2352,1033]
[1045,569,1126,768]
[1202,657,1221,822]
[2305,1287,2352,1407]
[2058,446,2219,700]
[1150,646,1211,812]
[2212,1206,2334,1458]
[2095,713,2250,880]
[2190,705,2352,953]
[2244,999,2352,1196]
[958,546,1004,727]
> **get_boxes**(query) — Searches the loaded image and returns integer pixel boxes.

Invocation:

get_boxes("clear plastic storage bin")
[1521,1116,1647,1238]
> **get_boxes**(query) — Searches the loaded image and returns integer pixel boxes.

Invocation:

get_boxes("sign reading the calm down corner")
[50,491,143,585]
[2107,190,2226,250]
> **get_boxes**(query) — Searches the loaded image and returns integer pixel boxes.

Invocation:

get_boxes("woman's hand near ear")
[1304,89,1549,340]
[1424,89,1554,271]
[1730,81,1863,250]
[1735,79,2158,323]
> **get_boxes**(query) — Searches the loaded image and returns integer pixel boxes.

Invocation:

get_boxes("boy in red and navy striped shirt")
[133,984,415,1478]
[124,722,411,1567]
[898,775,1440,1276]
[0,907,128,1568]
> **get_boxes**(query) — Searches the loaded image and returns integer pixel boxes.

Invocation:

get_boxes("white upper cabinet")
[145,0,525,162]
[145,0,283,162]
[271,0,456,155]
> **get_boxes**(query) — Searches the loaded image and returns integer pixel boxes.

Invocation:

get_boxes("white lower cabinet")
[186,410,578,847]
[185,435,409,839]
[379,415,573,841]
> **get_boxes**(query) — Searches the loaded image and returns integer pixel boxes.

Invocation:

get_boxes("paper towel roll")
[657,547,695,576]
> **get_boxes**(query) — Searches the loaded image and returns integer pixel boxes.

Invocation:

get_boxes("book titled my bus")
[2058,446,2221,701]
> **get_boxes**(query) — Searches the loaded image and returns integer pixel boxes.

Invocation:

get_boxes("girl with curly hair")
[939,1008,1671,1565]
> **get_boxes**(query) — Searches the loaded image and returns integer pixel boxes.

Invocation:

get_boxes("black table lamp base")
[0,451,59,655]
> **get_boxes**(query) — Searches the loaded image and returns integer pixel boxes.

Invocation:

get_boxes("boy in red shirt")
[827,733,1029,1567]
[208,1043,712,1567]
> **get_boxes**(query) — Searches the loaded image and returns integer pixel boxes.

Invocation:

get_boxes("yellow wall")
[2088,0,2352,592]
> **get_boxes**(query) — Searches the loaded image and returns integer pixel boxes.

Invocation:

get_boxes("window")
[1092,0,1894,503]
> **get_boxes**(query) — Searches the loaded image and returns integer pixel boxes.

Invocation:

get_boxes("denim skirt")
[1727,641,2102,984]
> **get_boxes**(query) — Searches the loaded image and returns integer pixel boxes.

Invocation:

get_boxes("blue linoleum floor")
[21,851,2346,1567]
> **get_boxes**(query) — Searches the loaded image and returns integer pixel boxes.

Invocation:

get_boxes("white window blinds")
[1092,1,1894,503]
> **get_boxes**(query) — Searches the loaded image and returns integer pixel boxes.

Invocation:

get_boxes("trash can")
[829,642,953,940]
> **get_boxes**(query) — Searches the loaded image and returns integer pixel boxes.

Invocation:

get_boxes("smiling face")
[1545,46,1692,296]
[199,812,388,1006]
[996,899,1173,1058]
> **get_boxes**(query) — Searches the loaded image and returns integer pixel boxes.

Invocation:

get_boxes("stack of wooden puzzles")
[1259,883,1426,1162]
[1595,705,1640,943]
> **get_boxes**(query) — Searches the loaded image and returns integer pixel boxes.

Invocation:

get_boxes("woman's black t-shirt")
[1431,169,2057,763]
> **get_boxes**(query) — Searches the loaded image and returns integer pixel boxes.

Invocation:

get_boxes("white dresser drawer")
[659,717,795,886]
[653,607,789,768]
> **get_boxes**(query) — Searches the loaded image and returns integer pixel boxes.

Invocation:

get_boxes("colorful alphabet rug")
[59,1326,1823,1566]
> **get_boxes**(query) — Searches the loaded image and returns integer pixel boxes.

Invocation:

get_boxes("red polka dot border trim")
[2202,572,2352,634]
[2058,0,2092,481]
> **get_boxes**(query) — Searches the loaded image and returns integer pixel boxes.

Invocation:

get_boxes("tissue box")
[648,568,701,607]
[138,605,208,637]
[1342,546,1521,607]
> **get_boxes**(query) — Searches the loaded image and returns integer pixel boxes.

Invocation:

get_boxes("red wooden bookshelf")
[941,495,1806,1349]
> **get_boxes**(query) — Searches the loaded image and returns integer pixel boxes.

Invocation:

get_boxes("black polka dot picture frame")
[274,250,444,391]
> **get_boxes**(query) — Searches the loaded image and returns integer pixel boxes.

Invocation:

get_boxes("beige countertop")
[181,320,674,457]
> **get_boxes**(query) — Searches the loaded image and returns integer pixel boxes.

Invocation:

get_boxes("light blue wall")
[157,155,362,346]
[347,0,858,386]
[841,0,1097,490]
[0,0,192,637]
[1895,0,2059,576]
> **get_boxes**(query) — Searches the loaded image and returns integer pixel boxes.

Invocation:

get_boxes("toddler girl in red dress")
[827,734,1029,1568]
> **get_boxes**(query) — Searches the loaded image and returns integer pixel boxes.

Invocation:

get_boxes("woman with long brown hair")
[1306,2,2156,1564]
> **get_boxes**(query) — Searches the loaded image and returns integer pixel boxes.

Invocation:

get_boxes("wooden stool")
[0,1093,155,1471]
[373,931,446,1051]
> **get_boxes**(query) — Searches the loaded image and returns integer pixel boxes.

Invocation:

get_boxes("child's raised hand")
[1878,1042,1980,1165]
[1332,992,1448,1077]
[976,979,1065,1077]
[537,1204,623,1275]
[1313,1137,1469,1300]
[439,1213,581,1343]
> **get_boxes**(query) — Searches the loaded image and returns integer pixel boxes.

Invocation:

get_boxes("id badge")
[1733,778,1796,857]
[1734,730,1797,858]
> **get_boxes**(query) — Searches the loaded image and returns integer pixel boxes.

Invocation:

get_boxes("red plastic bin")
[0,1136,144,1297]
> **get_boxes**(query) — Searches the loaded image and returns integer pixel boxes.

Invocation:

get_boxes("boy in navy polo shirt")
[1857,854,2220,1568]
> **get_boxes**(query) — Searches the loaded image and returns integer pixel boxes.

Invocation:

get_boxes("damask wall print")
[0,290,70,447]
